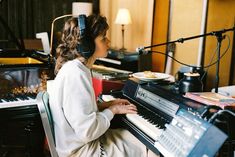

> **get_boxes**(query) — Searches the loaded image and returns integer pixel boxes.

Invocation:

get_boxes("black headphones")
[77,14,95,59]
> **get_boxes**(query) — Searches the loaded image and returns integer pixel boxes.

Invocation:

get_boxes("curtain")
[0,0,99,49]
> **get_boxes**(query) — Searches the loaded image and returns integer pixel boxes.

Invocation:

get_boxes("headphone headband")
[77,14,95,58]
[78,14,86,38]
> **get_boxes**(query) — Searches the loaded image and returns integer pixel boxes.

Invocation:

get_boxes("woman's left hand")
[109,99,131,106]
[98,99,131,111]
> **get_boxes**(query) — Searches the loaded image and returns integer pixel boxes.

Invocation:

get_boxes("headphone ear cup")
[77,14,95,58]
[78,36,95,58]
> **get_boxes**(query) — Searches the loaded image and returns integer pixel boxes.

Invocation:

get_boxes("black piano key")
[139,112,157,124]
[23,95,29,100]
[132,101,168,129]
[27,93,36,99]
[2,98,10,102]
[151,115,166,128]
[18,95,28,100]
[158,119,166,128]
[149,120,156,125]
[17,96,24,100]
[147,115,155,122]
[7,97,16,101]
[141,114,147,119]
[0,93,35,103]
[8,94,18,101]
[2,94,17,102]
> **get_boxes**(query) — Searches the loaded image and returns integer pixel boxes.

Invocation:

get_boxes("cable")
[208,109,235,123]
[201,35,230,81]
[200,42,219,81]
[151,34,231,70]
[152,50,199,68]
[208,108,234,156]
[203,35,230,68]
[100,140,105,157]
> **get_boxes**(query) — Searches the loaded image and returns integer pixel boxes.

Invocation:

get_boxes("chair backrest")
[37,91,58,157]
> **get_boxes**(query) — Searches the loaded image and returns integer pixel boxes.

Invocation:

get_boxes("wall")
[0,0,98,51]
[152,0,170,72]
[204,0,235,90]
[170,0,203,75]
[152,0,235,91]
[100,0,154,52]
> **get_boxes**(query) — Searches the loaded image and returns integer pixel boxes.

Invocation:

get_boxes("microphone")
[135,46,151,55]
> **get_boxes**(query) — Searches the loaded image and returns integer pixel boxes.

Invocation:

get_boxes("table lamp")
[115,8,132,51]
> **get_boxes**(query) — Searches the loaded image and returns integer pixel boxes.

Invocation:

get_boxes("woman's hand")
[98,99,131,110]
[98,98,137,114]
[109,103,137,115]
[108,99,131,106]
[107,99,137,115]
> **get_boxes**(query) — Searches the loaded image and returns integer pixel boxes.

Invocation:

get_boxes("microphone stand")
[141,27,235,93]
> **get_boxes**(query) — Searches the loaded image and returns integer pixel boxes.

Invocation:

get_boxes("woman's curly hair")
[55,14,109,74]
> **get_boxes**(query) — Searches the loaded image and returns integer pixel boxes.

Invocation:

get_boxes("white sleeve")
[62,69,114,143]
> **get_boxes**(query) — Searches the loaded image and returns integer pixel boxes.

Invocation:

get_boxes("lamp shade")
[72,2,93,17]
[115,8,132,25]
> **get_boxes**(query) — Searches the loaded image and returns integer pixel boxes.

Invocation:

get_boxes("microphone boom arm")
[143,27,235,50]
[141,26,235,93]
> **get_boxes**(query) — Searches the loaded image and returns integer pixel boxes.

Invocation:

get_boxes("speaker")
[77,14,95,58]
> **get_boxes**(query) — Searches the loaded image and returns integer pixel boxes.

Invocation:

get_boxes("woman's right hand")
[108,103,137,115]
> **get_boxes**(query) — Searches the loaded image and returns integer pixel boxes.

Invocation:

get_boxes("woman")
[48,14,159,157]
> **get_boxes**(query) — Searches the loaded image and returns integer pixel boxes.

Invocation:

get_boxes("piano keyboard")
[0,94,37,108]
[102,94,166,141]
[126,113,163,140]
[101,79,227,157]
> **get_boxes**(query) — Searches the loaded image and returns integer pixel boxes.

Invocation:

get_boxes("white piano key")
[101,95,164,141]
[0,96,37,109]
[126,113,163,140]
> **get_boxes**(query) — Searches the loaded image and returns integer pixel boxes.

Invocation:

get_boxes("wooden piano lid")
[0,57,43,65]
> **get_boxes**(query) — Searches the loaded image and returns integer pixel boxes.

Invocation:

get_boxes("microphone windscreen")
[136,46,144,54]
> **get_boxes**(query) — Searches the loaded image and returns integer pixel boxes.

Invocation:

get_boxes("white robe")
[48,59,149,157]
